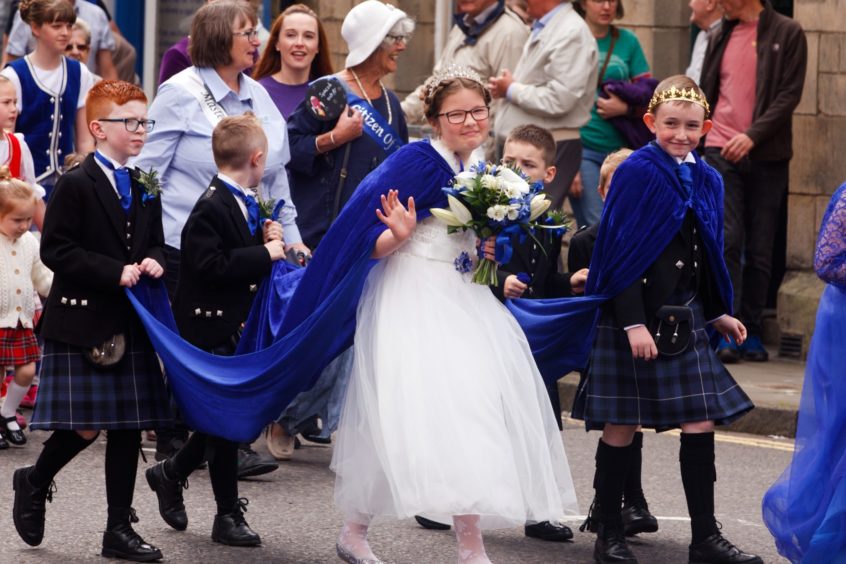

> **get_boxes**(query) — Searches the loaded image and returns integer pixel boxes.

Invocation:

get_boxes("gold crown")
[423,64,485,99]
[647,86,711,116]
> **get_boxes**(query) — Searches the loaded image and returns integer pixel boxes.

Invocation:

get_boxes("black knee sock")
[680,432,719,543]
[105,430,140,528]
[30,430,97,488]
[207,436,239,515]
[595,439,631,529]
[623,432,646,507]
[165,431,208,480]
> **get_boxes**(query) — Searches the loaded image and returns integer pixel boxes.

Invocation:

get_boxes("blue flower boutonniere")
[136,167,161,206]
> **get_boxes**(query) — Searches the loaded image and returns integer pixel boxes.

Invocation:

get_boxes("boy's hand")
[626,325,658,361]
[262,219,284,243]
[119,264,142,287]
[711,315,747,346]
[264,240,286,261]
[139,258,164,279]
[285,241,311,256]
[503,274,527,299]
[570,268,588,294]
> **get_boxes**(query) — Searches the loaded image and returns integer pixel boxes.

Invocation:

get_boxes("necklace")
[348,68,392,125]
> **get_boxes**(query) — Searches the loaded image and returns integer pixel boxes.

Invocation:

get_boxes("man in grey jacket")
[488,0,597,209]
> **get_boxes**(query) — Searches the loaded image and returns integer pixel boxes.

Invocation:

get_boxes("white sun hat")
[342,0,409,68]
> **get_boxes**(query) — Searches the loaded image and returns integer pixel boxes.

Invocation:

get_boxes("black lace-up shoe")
[211,498,261,546]
[12,466,54,546]
[102,508,163,562]
[236,446,278,479]
[595,524,638,563]
[145,461,188,531]
[622,503,659,536]
[689,533,763,563]
[525,521,573,542]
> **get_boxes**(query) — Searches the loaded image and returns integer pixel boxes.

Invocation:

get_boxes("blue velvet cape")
[128,141,455,441]
[507,142,734,381]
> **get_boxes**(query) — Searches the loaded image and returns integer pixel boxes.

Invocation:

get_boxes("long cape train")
[129,141,455,442]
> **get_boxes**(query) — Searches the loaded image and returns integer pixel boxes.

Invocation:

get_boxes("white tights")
[338,512,379,561]
[453,515,491,563]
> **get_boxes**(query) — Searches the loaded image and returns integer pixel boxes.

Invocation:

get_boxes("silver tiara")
[424,65,485,98]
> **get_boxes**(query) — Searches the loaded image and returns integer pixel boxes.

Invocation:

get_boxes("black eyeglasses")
[98,118,156,133]
[65,43,90,52]
[437,106,489,124]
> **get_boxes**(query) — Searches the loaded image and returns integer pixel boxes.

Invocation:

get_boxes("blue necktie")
[94,151,132,214]
[677,162,693,198]
[220,179,260,236]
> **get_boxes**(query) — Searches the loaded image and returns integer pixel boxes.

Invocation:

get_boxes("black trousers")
[704,149,788,335]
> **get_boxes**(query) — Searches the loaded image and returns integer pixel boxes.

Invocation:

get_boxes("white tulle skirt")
[331,220,578,529]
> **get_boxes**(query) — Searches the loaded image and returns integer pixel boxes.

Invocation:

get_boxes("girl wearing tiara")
[0,170,52,448]
[309,67,578,564]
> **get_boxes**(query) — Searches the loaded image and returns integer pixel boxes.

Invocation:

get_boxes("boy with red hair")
[12,80,170,562]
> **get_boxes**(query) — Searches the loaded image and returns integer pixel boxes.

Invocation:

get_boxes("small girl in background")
[0,0,95,198]
[0,168,52,448]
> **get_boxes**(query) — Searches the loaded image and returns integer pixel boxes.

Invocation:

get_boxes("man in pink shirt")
[700,0,806,364]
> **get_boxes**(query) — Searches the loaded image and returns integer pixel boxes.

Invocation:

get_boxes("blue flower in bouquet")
[454,251,473,274]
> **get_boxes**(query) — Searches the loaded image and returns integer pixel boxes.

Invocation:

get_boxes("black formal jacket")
[39,154,166,347]
[172,176,272,349]
[493,231,573,301]
[606,211,727,328]
[567,223,599,273]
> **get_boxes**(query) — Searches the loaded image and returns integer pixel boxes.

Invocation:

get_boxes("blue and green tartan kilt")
[31,322,173,431]
[571,297,754,430]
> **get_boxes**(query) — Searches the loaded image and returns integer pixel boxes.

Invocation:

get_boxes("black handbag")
[648,305,693,356]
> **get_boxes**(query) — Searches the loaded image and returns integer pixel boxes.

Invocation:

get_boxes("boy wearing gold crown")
[569,75,761,564]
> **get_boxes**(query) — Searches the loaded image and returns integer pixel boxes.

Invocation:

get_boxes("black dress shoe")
[236,446,278,479]
[212,498,261,546]
[0,433,9,449]
[622,504,658,536]
[145,462,188,531]
[102,510,163,562]
[2,415,26,445]
[525,521,573,542]
[595,524,638,563]
[689,534,763,564]
[414,515,451,530]
[12,466,54,546]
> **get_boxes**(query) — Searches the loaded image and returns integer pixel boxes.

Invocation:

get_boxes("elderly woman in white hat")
[268,1,414,463]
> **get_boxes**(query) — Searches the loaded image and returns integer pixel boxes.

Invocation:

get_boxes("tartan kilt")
[571,296,754,430]
[0,326,41,366]
[31,322,173,431]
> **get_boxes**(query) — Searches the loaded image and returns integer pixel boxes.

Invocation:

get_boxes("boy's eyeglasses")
[98,118,156,133]
[232,28,260,40]
[385,34,410,45]
[65,43,90,52]
[437,106,489,124]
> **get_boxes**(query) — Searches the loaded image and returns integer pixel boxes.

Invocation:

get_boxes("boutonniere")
[136,167,161,205]
[257,196,286,221]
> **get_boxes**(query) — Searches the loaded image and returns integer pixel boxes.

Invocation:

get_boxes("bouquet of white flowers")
[430,161,565,286]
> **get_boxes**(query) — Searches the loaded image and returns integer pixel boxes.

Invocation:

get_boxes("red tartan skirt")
[0,327,41,366]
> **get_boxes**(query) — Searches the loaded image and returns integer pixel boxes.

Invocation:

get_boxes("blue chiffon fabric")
[127,140,455,442]
[762,183,846,563]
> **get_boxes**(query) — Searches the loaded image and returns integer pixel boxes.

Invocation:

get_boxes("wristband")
[330,131,337,146]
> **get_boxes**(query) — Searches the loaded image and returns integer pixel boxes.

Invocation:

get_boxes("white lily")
[507,203,522,221]
[528,194,551,221]
[454,171,477,190]
[498,167,531,196]
[447,194,473,224]
[430,207,465,227]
